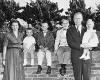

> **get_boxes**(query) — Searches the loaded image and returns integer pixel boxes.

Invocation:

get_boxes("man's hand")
[80,44,84,48]
[44,47,48,51]
[54,50,57,54]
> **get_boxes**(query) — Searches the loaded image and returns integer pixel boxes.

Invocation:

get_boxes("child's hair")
[86,19,94,27]
[24,28,33,38]
[26,28,33,31]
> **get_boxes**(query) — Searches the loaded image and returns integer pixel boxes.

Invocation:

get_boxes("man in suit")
[67,12,91,80]
[36,22,54,74]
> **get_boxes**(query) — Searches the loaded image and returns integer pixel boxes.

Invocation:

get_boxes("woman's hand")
[2,59,5,65]
[40,46,45,52]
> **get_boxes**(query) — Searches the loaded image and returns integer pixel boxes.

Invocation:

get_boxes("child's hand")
[20,45,23,49]
[44,47,48,51]
[81,44,88,48]
[80,44,84,48]
[54,50,57,55]
[40,46,44,49]
[23,48,28,53]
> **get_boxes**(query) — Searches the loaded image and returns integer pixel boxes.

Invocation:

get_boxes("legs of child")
[79,48,90,60]
[84,49,90,60]
[31,55,34,66]
[23,49,28,66]
[30,48,35,66]
[79,48,87,59]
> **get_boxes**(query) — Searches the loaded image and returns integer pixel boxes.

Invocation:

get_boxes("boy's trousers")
[37,49,52,66]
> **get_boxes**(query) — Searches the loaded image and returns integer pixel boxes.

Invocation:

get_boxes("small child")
[23,28,36,66]
[80,19,99,60]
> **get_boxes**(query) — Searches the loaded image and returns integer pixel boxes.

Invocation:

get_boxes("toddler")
[80,19,99,60]
[23,28,36,66]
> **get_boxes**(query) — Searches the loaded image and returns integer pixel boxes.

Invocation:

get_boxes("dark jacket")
[37,30,54,52]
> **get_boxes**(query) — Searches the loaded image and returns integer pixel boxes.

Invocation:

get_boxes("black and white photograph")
[0,0,100,80]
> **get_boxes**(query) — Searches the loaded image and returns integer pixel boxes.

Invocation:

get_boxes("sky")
[14,0,100,15]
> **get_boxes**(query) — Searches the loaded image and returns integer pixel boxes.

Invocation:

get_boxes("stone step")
[25,71,75,80]
[24,67,58,74]
[24,64,73,74]
[25,77,75,80]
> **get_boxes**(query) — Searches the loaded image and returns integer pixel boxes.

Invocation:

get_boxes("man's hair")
[74,12,83,18]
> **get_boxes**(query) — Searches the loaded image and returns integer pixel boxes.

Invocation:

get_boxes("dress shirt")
[43,31,47,37]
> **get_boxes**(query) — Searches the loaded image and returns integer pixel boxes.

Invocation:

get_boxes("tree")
[67,0,95,25]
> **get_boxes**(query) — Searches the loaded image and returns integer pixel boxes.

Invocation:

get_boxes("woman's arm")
[3,34,8,65]
[3,46,7,60]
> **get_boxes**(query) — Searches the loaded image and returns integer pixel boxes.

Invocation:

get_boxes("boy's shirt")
[55,28,68,51]
[23,36,36,49]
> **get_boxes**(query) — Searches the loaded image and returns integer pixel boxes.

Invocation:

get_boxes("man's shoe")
[36,65,42,74]
[46,66,51,74]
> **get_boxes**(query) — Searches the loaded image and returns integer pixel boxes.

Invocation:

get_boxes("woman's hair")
[9,19,21,31]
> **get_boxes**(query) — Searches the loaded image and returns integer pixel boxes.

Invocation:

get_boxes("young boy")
[36,22,54,74]
[23,28,36,66]
[54,19,71,76]
[80,19,99,60]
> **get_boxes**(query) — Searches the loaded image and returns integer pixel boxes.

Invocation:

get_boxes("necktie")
[77,26,81,35]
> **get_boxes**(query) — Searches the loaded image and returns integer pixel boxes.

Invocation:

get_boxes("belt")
[7,47,22,49]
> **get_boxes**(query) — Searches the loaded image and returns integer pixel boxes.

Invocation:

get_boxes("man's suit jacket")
[67,25,86,60]
[37,30,54,52]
